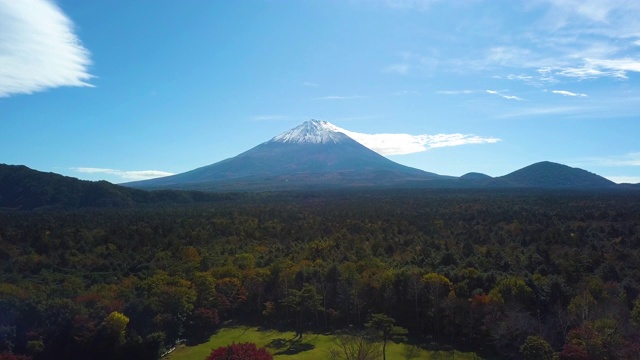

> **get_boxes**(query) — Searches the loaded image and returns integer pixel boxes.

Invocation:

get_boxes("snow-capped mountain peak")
[270,119,350,144]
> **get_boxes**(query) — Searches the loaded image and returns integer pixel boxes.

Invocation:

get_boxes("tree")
[520,336,554,360]
[281,283,323,338]
[206,343,273,360]
[0,354,32,360]
[365,313,408,360]
[422,273,453,337]
[216,277,248,318]
[100,311,129,343]
[92,311,129,360]
[187,307,219,341]
[329,332,381,360]
[631,296,640,328]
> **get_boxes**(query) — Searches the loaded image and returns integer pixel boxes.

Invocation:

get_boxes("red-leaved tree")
[205,343,272,360]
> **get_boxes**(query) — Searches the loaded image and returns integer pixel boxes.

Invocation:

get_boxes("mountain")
[459,172,493,181]
[0,164,231,210]
[496,161,616,188]
[125,120,445,191]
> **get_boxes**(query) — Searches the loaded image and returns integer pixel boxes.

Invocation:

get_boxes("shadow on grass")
[266,337,315,356]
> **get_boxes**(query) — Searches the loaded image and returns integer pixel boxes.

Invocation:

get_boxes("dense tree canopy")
[1,189,640,359]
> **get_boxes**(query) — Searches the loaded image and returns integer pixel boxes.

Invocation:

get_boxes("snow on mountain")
[270,119,351,144]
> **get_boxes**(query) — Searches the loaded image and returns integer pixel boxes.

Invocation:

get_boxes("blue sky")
[1,0,640,184]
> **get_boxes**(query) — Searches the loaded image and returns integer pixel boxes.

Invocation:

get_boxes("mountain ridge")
[0,164,233,210]
[1,121,633,205]
[0,159,633,210]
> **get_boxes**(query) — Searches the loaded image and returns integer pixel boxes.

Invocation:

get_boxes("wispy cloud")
[605,176,640,184]
[393,90,420,96]
[71,167,174,181]
[437,90,475,95]
[469,2,640,85]
[383,51,439,75]
[577,152,640,167]
[497,106,583,119]
[302,81,318,87]
[251,115,290,121]
[0,0,93,97]
[314,95,367,100]
[384,63,410,74]
[553,58,640,80]
[326,123,501,155]
[486,90,524,101]
[551,90,587,97]
[384,0,441,11]
[540,0,640,27]
[604,176,640,184]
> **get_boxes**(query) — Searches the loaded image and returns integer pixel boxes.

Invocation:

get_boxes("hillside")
[0,164,231,210]
[497,161,616,188]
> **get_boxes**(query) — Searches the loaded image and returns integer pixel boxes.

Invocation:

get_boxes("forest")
[1,188,640,359]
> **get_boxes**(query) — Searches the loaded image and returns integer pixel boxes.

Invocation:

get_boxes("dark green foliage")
[0,164,236,210]
[365,313,407,360]
[0,189,639,359]
[520,336,553,360]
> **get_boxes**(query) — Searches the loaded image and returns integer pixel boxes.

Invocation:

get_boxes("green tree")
[329,332,381,360]
[630,296,640,328]
[520,335,554,360]
[365,313,408,360]
[281,283,323,338]
[422,273,453,337]
[100,311,129,344]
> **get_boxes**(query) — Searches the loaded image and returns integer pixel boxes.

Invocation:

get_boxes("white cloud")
[579,152,640,167]
[393,90,420,96]
[384,0,441,10]
[71,167,174,181]
[0,0,93,97]
[541,0,617,23]
[486,90,524,101]
[540,0,640,26]
[384,63,410,74]
[506,74,535,81]
[605,176,640,184]
[437,90,475,95]
[325,123,501,155]
[470,2,640,85]
[384,51,439,76]
[551,90,588,97]
[497,106,582,119]
[303,81,318,87]
[552,58,640,79]
[315,95,367,100]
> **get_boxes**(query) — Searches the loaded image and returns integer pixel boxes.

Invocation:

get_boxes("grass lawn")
[167,327,483,360]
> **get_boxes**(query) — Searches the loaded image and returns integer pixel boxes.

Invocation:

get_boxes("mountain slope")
[125,120,444,191]
[0,164,230,210]
[497,161,616,188]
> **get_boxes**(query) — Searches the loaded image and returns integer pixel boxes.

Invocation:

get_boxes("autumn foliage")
[205,343,272,360]
[2,189,640,359]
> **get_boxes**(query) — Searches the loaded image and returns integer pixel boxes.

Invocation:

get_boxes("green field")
[167,327,483,360]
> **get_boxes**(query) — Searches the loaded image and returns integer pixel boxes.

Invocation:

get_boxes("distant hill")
[0,164,230,210]
[497,161,616,188]
[460,172,493,180]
